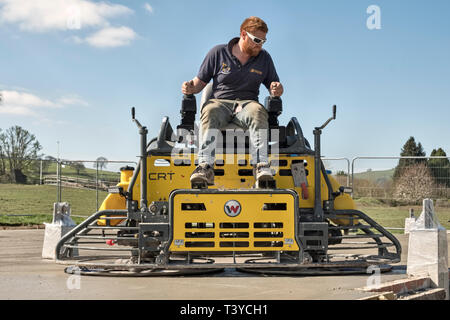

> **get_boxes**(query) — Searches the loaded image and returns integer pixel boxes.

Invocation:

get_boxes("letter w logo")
[224,200,241,216]
[226,205,240,214]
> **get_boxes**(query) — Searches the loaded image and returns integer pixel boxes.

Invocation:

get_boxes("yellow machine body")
[139,153,355,223]
[98,153,356,233]
[97,168,132,226]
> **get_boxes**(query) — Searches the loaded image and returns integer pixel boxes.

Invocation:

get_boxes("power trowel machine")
[57,86,401,276]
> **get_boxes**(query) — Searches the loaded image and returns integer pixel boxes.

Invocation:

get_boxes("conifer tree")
[428,148,450,187]
[393,136,426,180]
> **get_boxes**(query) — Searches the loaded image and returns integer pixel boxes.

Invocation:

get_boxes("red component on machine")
[300,182,309,199]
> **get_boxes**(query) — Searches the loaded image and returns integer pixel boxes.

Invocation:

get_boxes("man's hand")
[181,77,207,95]
[270,82,284,97]
[182,80,195,95]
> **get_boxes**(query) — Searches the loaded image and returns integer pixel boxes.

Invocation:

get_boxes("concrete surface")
[0,229,448,300]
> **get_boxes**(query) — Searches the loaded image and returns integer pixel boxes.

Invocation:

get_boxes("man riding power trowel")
[181,16,284,188]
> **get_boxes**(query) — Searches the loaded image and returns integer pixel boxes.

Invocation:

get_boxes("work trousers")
[198,99,269,166]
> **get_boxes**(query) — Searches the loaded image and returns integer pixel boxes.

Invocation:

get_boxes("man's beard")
[242,41,261,57]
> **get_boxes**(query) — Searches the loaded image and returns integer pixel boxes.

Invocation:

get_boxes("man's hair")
[240,16,268,34]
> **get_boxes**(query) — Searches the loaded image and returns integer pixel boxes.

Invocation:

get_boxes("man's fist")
[182,80,195,95]
[270,81,283,97]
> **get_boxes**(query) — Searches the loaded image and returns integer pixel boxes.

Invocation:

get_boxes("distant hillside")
[44,162,121,181]
[353,168,394,184]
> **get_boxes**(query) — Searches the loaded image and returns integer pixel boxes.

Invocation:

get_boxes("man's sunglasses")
[245,31,266,45]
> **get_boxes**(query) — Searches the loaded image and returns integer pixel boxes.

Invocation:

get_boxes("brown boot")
[190,163,215,186]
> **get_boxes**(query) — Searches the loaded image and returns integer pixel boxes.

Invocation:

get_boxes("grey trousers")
[198,99,269,166]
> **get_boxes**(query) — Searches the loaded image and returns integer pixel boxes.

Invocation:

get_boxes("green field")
[355,197,450,232]
[1,184,449,232]
[53,162,122,180]
[0,184,108,225]
[7,160,123,185]
[353,168,395,183]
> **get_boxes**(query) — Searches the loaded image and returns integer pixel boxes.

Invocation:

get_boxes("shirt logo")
[219,62,231,75]
[250,68,263,75]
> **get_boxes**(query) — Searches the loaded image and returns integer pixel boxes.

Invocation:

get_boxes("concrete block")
[42,202,77,260]
[399,288,447,300]
[52,202,76,226]
[359,291,396,300]
[407,199,449,300]
[404,217,417,234]
[360,276,431,295]
[41,223,77,260]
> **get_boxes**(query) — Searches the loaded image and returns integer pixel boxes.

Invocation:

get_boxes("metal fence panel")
[351,156,450,202]
[0,159,136,216]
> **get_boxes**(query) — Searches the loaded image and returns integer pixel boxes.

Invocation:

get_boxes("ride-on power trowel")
[57,86,401,276]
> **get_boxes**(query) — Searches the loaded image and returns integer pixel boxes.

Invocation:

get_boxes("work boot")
[190,163,215,187]
[254,162,275,188]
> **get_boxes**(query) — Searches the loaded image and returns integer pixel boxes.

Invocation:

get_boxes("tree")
[393,136,426,180]
[0,125,43,182]
[428,148,450,187]
[95,156,108,170]
[70,161,86,176]
[394,163,435,203]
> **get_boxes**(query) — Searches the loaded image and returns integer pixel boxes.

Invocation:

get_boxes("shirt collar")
[226,37,260,64]
[227,37,240,55]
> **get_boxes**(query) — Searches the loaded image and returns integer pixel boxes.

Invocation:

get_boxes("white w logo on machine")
[224,200,241,217]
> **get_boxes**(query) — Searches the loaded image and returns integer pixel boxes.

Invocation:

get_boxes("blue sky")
[1,0,449,173]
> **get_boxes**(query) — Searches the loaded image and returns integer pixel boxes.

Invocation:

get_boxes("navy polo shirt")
[196,37,280,101]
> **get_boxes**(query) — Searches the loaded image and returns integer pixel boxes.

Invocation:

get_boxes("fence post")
[40,160,43,185]
[322,157,351,187]
[96,161,99,211]
[56,159,62,202]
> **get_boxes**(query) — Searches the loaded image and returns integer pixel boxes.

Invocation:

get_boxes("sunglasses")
[245,31,266,45]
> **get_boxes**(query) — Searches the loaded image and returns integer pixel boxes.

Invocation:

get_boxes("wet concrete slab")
[0,229,445,300]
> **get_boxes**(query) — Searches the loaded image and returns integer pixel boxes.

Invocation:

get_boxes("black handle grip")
[131,107,135,120]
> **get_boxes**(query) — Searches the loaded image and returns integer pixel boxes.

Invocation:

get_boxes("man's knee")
[200,100,231,129]
[244,102,268,119]
[239,102,269,128]
[201,101,224,119]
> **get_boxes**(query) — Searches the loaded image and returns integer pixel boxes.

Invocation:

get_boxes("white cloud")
[85,26,136,48]
[0,90,88,117]
[58,95,89,106]
[0,0,132,32]
[143,3,154,14]
[0,0,137,48]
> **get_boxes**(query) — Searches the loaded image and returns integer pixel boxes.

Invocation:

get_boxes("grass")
[11,161,123,185]
[0,184,108,225]
[354,198,450,233]
[353,168,395,183]
[0,214,86,226]
[54,162,121,181]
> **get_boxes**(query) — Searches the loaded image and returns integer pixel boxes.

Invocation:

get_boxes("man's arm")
[181,77,207,95]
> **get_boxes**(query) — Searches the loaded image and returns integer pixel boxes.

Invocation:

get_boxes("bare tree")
[394,163,435,203]
[95,156,108,171]
[0,125,42,182]
[70,161,86,175]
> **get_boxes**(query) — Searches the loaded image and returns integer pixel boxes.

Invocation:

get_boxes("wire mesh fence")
[1,156,449,218]
[0,159,137,216]
[350,156,450,203]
